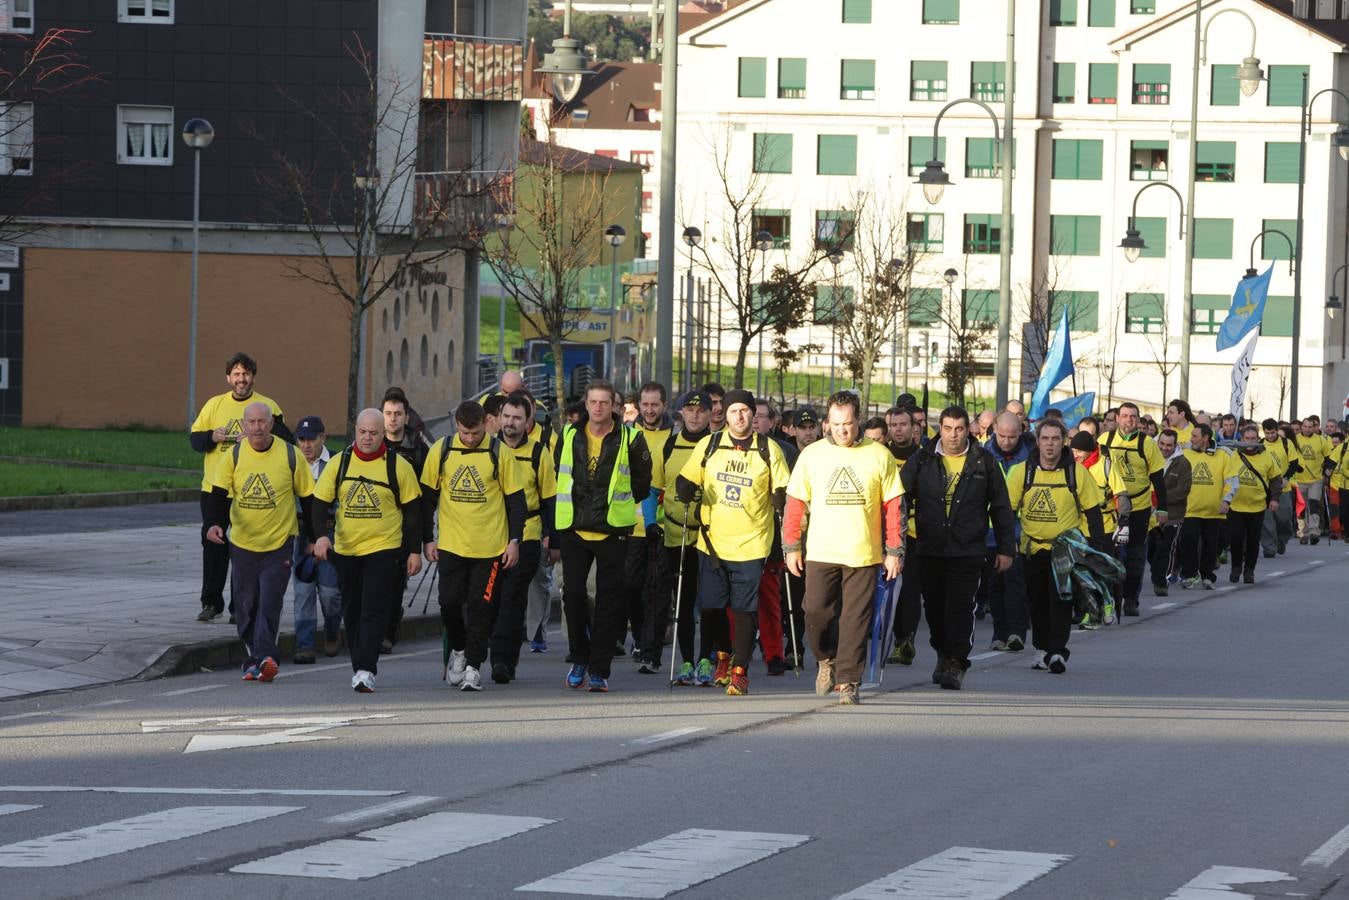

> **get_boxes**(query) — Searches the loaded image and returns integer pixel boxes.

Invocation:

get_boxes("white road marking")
[233,812,553,880]
[0,786,400,797]
[159,685,225,696]
[1164,865,1294,899]
[629,727,705,745]
[1303,822,1349,867]
[185,726,338,754]
[517,829,810,898]
[0,805,300,867]
[1216,586,1235,593]
[1266,571,1285,578]
[87,699,131,708]
[0,712,51,724]
[969,651,1002,661]
[1152,603,1177,610]
[322,795,440,825]
[0,805,39,817]
[141,714,395,734]
[1308,560,1325,567]
[834,846,1071,899]
[861,682,879,690]
[273,647,441,679]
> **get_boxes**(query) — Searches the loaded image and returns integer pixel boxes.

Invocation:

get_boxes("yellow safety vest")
[555,423,636,530]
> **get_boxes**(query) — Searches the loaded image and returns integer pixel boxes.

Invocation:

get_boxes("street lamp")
[827,246,845,394]
[888,255,907,397]
[755,229,773,396]
[605,223,627,385]
[536,0,591,104]
[353,165,381,412]
[1328,263,1347,324]
[681,225,701,391]
[944,267,960,404]
[1200,9,1265,97]
[181,117,213,428]
[1118,181,1186,263]
[1245,228,1294,279]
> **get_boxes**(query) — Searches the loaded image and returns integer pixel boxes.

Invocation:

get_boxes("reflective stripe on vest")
[555,423,636,530]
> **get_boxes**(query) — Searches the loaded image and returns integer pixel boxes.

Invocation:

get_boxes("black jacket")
[554,421,653,536]
[900,440,1017,558]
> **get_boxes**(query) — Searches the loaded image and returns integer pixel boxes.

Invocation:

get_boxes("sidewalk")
[0,503,444,700]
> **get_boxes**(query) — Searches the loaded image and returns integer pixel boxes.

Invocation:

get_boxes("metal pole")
[994,0,1015,411]
[683,270,694,392]
[654,0,678,388]
[1179,0,1202,400]
[1291,71,1309,418]
[609,243,619,385]
[756,329,764,396]
[902,264,912,395]
[498,285,506,374]
[187,147,201,427]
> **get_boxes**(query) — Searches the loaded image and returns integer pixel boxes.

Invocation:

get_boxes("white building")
[676,0,1349,420]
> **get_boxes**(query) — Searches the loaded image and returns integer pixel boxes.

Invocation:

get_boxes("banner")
[1229,332,1258,419]
[1216,264,1273,351]
[1029,305,1074,419]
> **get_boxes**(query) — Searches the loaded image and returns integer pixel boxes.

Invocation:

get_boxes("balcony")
[414,169,514,240]
[423,34,524,103]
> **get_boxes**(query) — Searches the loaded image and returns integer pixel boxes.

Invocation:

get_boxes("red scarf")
[353,443,386,462]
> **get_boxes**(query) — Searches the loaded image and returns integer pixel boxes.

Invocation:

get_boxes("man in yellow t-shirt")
[421,400,524,693]
[188,352,290,623]
[1227,423,1283,584]
[1177,424,1237,589]
[1292,416,1332,543]
[1098,401,1167,616]
[784,392,903,705]
[1005,419,1105,675]
[1259,418,1298,556]
[205,402,313,682]
[1326,431,1349,545]
[623,381,674,667]
[311,408,423,694]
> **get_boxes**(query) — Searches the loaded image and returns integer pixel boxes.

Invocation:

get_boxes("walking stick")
[667,517,688,690]
[776,509,801,678]
[406,562,432,609]
[421,566,439,616]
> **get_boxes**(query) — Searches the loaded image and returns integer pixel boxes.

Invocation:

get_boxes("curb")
[0,488,200,512]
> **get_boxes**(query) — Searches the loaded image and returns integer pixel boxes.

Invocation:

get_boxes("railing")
[423,33,524,102]
[413,169,513,239]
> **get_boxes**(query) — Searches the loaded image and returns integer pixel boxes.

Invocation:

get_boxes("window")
[1264,142,1299,183]
[1133,63,1170,105]
[1050,0,1076,26]
[907,212,944,251]
[842,0,871,23]
[1193,218,1233,259]
[1261,219,1297,261]
[1211,64,1239,107]
[817,135,857,176]
[570,109,589,121]
[1195,141,1235,182]
[922,0,959,24]
[1050,215,1100,256]
[963,214,1003,254]
[1131,0,1155,11]
[1263,296,1293,337]
[0,102,33,176]
[778,58,807,99]
[911,61,947,102]
[640,191,652,214]
[909,288,941,326]
[753,209,791,249]
[752,133,792,173]
[815,285,855,325]
[1088,63,1117,104]
[907,135,946,176]
[1133,216,1166,258]
[1125,292,1164,334]
[120,0,173,22]
[1268,66,1308,108]
[1052,139,1102,180]
[1191,294,1228,335]
[963,290,998,324]
[1049,290,1100,331]
[630,150,653,167]
[1130,140,1169,180]
[117,105,173,166]
[841,59,875,100]
[628,105,652,123]
[966,137,1009,178]
[971,61,1006,102]
[738,57,767,98]
[0,0,33,32]
[815,210,855,250]
[1087,0,1114,27]
[1053,63,1076,103]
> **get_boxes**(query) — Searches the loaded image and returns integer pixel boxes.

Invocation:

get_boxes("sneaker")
[940,663,964,691]
[638,657,662,674]
[352,670,375,693]
[726,666,749,696]
[1312,535,1321,545]
[587,674,609,692]
[460,665,483,691]
[1202,577,1216,590]
[815,658,836,696]
[713,651,732,686]
[491,663,512,684]
[1102,602,1116,625]
[1047,653,1067,674]
[1154,583,1169,597]
[1167,573,1180,585]
[1007,634,1025,651]
[242,665,260,681]
[565,664,586,689]
[989,639,1008,651]
[1123,603,1140,617]
[1243,569,1255,584]
[1262,550,1277,559]
[1278,543,1287,554]
[258,657,278,683]
[896,637,916,666]
[529,638,548,654]
[1218,550,1228,565]
[765,657,786,676]
[380,638,394,654]
[932,657,950,685]
[197,606,222,623]
[323,636,340,657]
[974,602,988,622]
[674,661,695,686]
[1300,536,1310,545]
[446,649,467,686]
[836,682,860,705]
[293,648,317,665]
[1181,577,1200,590]
[1078,615,1100,631]
[694,658,715,686]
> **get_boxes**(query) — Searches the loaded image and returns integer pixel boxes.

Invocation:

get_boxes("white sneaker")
[460,665,482,692]
[352,670,375,693]
[447,649,467,686]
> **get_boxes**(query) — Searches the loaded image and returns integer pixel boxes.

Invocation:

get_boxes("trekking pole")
[421,566,439,616]
[781,559,801,678]
[407,562,432,609]
[667,518,688,690]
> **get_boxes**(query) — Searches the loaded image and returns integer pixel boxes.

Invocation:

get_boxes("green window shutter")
[815,285,856,324]
[1196,140,1236,182]
[1133,63,1170,104]
[738,57,767,98]
[963,213,1003,253]
[922,0,959,24]
[1053,62,1076,102]
[1052,139,1101,179]
[1134,63,1169,84]
[841,59,876,99]
[1126,292,1164,333]
[1087,0,1115,27]
[1263,296,1293,337]
[1268,65,1308,107]
[1131,0,1155,11]
[912,60,947,80]
[815,210,856,250]
[1075,216,1101,255]
[1264,142,1300,183]
[753,133,792,173]
[911,60,947,101]
[1050,0,1077,25]
[1132,140,1167,150]
[817,135,858,176]
[907,212,944,251]
[1193,218,1233,259]
[752,209,792,249]
[1261,219,1297,261]
[964,290,998,324]
[1190,293,1228,335]
[1050,215,1100,256]
[1088,62,1117,103]
[1210,64,1238,107]
[971,61,1006,100]
[909,288,942,326]
[778,58,807,98]
[843,0,872,23]
[1134,216,1166,259]
[908,135,947,175]
[1050,290,1100,331]
[966,137,1012,176]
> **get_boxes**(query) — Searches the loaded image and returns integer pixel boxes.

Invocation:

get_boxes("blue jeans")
[292,539,341,650]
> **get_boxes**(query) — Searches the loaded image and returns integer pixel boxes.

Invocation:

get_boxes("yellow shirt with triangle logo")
[421,436,523,558]
[785,437,902,567]
[1182,448,1231,519]
[500,435,557,543]
[1326,442,1349,491]
[1081,455,1117,534]
[1230,449,1282,514]
[1005,460,1103,554]
[1098,430,1164,503]
[313,451,422,557]
[213,438,314,553]
[190,391,284,491]
[1291,432,1331,484]
[678,433,791,562]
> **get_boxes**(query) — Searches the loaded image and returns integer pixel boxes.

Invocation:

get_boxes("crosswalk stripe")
[0,805,300,867]
[833,846,1072,899]
[1164,865,1294,899]
[1303,821,1349,867]
[516,829,810,898]
[232,812,554,880]
[322,795,440,825]
[0,805,39,818]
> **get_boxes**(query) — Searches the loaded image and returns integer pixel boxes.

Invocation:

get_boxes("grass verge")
[1,463,199,497]
[0,427,200,470]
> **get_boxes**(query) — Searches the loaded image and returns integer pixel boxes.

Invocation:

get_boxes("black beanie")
[722,389,755,413]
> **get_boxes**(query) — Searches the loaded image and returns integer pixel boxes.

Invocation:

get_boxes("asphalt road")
[1,544,1347,899]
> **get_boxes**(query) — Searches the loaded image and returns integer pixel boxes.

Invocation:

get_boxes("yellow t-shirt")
[577,423,612,542]
[1099,430,1164,503]
[190,390,284,491]
[213,438,313,553]
[1005,460,1103,553]
[1263,437,1294,493]
[1326,443,1349,490]
[678,433,791,562]
[940,453,964,514]
[1230,449,1282,514]
[785,437,902,567]
[1183,448,1231,519]
[421,436,523,558]
[660,431,704,548]
[1174,423,1194,447]
[633,424,672,537]
[313,451,422,557]
[1083,455,1116,534]
[499,436,557,543]
[1291,432,1331,484]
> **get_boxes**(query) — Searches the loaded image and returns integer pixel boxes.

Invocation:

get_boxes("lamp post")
[827,245,845,394]
[495,214,516,376]
[536,0,591,105]
[755,229,773,396]
[353,166,381,413]
[181,117,213,427]
[604,223,627,385]
[944,267,960,404]
[1118,181,1186,263]
[654,0,680,390]
[1244,229,1294,279]
[1328,264,1347,332]
[888,256,906,400]
[681,226,701,392]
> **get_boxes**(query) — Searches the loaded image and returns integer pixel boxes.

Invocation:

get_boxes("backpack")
[431,435,500,483]
[700,431,775,493]
[334,446,402,507]
[1099,430,1152,500]
[1019,452,1083,517]
[233,440,297,478]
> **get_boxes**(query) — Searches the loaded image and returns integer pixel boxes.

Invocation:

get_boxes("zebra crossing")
[0,802,1336,897]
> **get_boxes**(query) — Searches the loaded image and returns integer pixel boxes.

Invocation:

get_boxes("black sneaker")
[931,657,950,685]
[196,606,222,623]
[1047,653,1067,674]
[940,664,965,690]
[1229,569,1240,583]
[1123,602,1140,617]
[491,663,512,684]
[1243,569,1255,584]
[765,657,786,676]
[638,657,662,674]
[1153,583,1169,597]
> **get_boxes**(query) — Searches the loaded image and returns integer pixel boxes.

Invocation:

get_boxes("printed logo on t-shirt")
[826,466,865,506]
[1024,487,1058,523]
[343,480,383,519]
[1193,461,1214,486]
[715,470,753,509]
[1238,466,1261,487]
[216,419,243,453]
[448,464,487,503]
[238,473,277,510]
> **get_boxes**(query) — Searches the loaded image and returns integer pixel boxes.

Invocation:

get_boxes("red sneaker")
[713,651,731,686]
[726,666,749,696]
[258,657,279,683]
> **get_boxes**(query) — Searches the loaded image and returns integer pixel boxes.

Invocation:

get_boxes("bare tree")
[1139,289,1179,410]
[937,263,996,408]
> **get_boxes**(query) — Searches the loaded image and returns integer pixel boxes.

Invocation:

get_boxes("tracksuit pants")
[334,548,403,676]
[230,538,293,668]
[622,538,650,653]
[1024,550,1071,661]
[892,554,924,643]
[919,554,983,669]
[987,550,1029,644]
[1227,511,1263,577]
[1261,492,1295,554]
[199,491,231,614]
[1149,522,1181,590]
[1297,480,1326,538]
[438,551,503,670]
[804,562,875,685]
[559,531,628,679]
[1179,518,1222,582]
[645,543,699,668]
[526,553,557,643]
[1120,507,1152,609]
[490,540,542,675]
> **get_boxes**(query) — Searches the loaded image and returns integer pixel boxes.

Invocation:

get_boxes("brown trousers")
[804,562,876,684]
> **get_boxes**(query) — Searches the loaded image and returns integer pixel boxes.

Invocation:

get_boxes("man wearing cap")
[291,416,343,662]
[792,407,820,453]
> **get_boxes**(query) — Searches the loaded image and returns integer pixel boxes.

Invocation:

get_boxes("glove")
[646,524,662,543]
[1114,525,1130,546]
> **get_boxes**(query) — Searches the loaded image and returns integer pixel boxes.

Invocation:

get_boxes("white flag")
[1230,332,1258,419]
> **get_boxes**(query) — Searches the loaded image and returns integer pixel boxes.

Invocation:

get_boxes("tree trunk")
[860,347,877,410]
[734,333,752,388]
[346,305,363,439]
[549,331,566,412]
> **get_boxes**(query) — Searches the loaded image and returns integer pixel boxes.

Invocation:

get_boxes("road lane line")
[518,829,810,897]
[1308,560,1325,567]
[274,648,441,679]
[629,727,705,745]
[0,712,51,724]
[970,651,1002,661]
[0,806,300,867]
[1216,586,1235,593]
[1303,822,1349,867]
[0,805,39,818]
[1152,603,1177,610]
[233,812,554,880]
[0,786,400,797]
[834,846,1072,900]
[1164,865,1294,899]
[160,685,225,696]
[323,795,440,825]
[1266,571,1286,577]
[86,699,132,707]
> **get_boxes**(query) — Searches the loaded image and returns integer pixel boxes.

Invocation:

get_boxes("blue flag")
[1052,391,1096,425]
[1216,264,1273,351]
[1029,304,1074,419]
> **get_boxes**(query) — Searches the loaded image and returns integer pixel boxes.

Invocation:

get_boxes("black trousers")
[1226,511,1263,576]
[1120,507,1151,606]
[1024,550,1071,660]
[622,537,648,651]
[920,554,983,668]
[784,570,806,659]
[645,543,699,667]
[438,551,502,669]
[559,531,628,679]
[893,554,924,642]
[987,549,1029,642]
[1179,518,1222,581]
[199,491,231,613]
[1149,522,1180,589]
[334,548,403,676]
[490,540,542,674]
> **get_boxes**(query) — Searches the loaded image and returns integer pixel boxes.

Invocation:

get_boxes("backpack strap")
[530,440,544,477]
[232,439,297,477]
[1236,451,1271,503]
[661,430,679,465]
[386,448,401,507]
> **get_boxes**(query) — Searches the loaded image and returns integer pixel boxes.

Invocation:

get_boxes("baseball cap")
[295,416,325,439]
[795,407,818,427]
[682,390,712,410]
